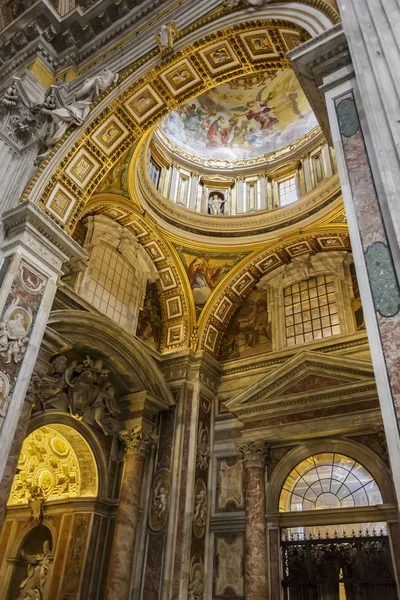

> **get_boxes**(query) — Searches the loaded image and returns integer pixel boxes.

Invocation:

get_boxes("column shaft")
[238,441,269,600]
[245,465,268,599]
[105,428,155,600]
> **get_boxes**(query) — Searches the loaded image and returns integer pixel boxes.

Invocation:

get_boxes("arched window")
[279,453,382,513]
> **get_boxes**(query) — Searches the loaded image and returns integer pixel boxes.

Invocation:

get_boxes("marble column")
[0,201,85,527]
[105,427,156,600]
[237,440,269,600]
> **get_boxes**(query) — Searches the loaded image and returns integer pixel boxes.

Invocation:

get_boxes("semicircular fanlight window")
[279,453,382,513]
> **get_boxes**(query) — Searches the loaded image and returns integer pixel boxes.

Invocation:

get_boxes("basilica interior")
[0,0,399,599]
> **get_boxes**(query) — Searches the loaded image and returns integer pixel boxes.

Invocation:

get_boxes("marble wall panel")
[142,407,176,600]
[216,457,245,513]
[59,513,92,600]
[213,534,245,600]
[335,91,400,421]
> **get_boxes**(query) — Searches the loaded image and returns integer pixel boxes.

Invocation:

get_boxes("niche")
[7,524,52,600]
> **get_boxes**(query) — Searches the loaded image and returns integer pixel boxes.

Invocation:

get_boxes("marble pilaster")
[289,24,400,507]
[0,202,85,526]
[105,427,156,600]
[237,440,269,600]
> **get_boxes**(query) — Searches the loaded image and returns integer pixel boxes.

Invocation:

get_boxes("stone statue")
[17,540,50,600]
[208,193,226,216]
[196,422,210,470]
[1,83,19,108]
[155,22,179,55]
[0,298,32,364]
[37,68,118,160]
[31,354,120,435]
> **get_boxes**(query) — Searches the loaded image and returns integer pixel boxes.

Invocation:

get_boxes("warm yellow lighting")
[8,425,98,505]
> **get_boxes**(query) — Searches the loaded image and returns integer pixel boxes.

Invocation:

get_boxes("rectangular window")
[284,275,340,346]
[279,177,297,206]
[149,159,161,188]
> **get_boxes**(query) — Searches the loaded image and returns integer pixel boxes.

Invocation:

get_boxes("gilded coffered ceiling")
[20,6,345,358]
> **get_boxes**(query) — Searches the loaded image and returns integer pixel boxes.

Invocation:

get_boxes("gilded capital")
[236,440,269,469]
[119,427,158,456]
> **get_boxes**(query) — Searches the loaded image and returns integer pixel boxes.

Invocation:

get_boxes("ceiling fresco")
[158,69,318,162]
[173,244,250,318]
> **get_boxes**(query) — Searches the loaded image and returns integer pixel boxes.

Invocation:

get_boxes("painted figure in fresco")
[17,540,50,600]
[188,255,226,305]
[206,116,230,147]
[245,99,278,130]
[136,283,162,347]
[221,291,272,360]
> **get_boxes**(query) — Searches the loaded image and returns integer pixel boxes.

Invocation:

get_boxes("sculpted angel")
[37,69,118,160]
[152,478,169,517]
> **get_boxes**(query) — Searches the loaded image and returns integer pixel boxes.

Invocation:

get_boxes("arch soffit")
[198,228,351,358]
[266,438,395,513]
[47,310,174,407]
[24,10,337,224]
[27,411,108,500]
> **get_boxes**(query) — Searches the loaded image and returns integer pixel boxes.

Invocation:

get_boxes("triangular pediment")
[226,351,375,416]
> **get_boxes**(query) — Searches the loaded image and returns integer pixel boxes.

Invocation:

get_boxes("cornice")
[134,139,343,239]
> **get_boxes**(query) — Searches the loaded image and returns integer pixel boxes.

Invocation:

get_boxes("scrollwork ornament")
[119,426,158,456]
[236,440,270,469]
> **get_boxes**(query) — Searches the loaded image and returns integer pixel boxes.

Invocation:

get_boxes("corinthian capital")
[119,427,158,456]
[236,440,269,469]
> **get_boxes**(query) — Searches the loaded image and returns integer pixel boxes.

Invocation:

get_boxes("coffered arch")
[198,227,351,358]
[23,12,335,230]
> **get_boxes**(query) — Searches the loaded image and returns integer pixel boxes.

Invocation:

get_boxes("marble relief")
[188,554,205,600]
[196,421,210,470]
[193,479,208,538]
[214,536,244,598]
[0,261,46,426]
[149,471,170,531]
[217,458,244,511]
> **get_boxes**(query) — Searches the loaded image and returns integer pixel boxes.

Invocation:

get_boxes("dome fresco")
[158,69,318,162]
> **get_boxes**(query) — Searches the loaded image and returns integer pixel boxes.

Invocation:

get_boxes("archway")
[268,443,398,600]
[1,423,99,600]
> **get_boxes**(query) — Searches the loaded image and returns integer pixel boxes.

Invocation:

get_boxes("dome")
[156,68,318,164]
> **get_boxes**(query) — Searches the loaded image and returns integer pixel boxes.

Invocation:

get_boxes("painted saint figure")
[188,255,226,305]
